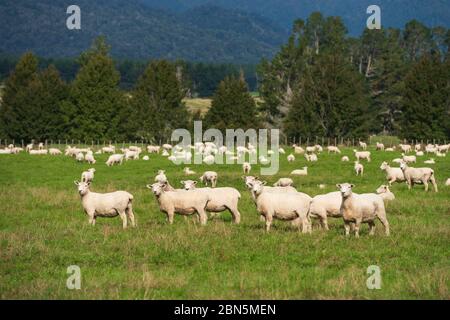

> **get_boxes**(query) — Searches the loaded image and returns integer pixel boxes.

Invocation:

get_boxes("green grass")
[0,146,449,299]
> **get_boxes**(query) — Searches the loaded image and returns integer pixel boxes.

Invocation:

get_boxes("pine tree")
[204,75,259,132]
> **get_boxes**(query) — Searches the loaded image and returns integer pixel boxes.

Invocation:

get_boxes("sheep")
[446,178,450,186]
[424,158,435,164]
[85,153,96,164]
[142,155,150,161]
[200,171,218,188]
[309,191,343,230]
[147,145,160,153]
[242,162,251,174]
[425,144,437,154]
[49,148,62,155]
[341,156,349,162]
[259,155,270,165]
[203,155,215,165]
[379,161,405,186]
[353,150,371,162]
[306,146,315,153]
[81,168,96,183]
[402,153,416,164]
[125,150,140,161]
[305,153,318,162]
[416,151,424,156]
[29,149,48,155]
[385,147,395,152]
[75,152,84,162]
[183,167,196,175]
[354,161,364,176]
[399,144,412,153]
[162,144,173,151]
[243,176,297,202]
[436,151,446,158]
[400,162,438,192]
[74,181,135,229]
[376,142,385,151]
[180,180,241,223]
[38,142,44,150]
[26,144,33,152]
[337,183,390,237]
[291,167,308,176]
[278,148,286,154]
[155,170,168,184]
[359,141,367,150]
[392,158,402,164]
[314,145,323,153]
[415,144,422,151]
[273,178,294,187]
[327,146,341,154]
[148,182,209,225]
[294,146,305,154]
[102,146,115,154]
[106,154,124,166]
[250,180,311,233]
[376,185,395,202]
[287,154,295,162]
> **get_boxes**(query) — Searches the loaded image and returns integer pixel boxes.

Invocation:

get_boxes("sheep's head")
[74,181,90,195]
[251,180,266,195]
[88,168,96,173]
[399,162,408,170]
[336,183,354,197]
[376,185,389,194]
[380,161,389,170]
[158,170,165,175]
[243,176,258,189]
[181,180,197,190]
[148,182,166,196]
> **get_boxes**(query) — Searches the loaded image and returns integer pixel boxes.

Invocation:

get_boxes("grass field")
[0,146,449,299]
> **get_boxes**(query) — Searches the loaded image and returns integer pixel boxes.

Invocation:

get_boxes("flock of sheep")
[2,140,449,237]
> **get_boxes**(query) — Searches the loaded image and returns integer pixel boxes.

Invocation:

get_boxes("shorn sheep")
[291,167,308,176]
[327,146,341,154]
[273,178,294,187]
[81,168,96,183]
[243,162,251,174]
[353,150,371,162]
[199,171,218,188]
[337,183,390,237]
[354,161,364,176]
[376,185,396,202]
[379,161,405,186]
[287,154,295,162]
[250,180,312,233]
[154,170,168,184]
[309,191,343,230]
[400,162,438,192]
[106,154,124,166]
[148,182,210,225]
[74,181,135,229]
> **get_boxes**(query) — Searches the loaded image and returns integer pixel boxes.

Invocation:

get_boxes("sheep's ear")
[180,181,185,185]
[87,181,91,186]
[255,176,259,180]
[146,184,152,189]
[193,181,197,185]
[336,184,341,189]
[74,181,79,186]
[350,184,355,188]
[262,181,267,185]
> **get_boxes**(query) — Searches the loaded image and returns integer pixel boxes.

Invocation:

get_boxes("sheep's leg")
[430,176,438,193]
[265,214,273,232]
[354,220,362,238]
[300,216,310,234]
[196,208,208,226]
[423,179,429,192]
[126,204,136,227]
[119,211,128,229]
[368,221,376,236]
[228,207,241,224]
[259,215,266,222]
[344,222,351,236]
[167,210,175,224]
[378,215,390,236]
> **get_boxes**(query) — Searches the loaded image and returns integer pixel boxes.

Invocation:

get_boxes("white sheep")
[162,144,173,151]
[305,153,318,162]
[402,153,416,164]
[26,144,33,152]
[102,146,115,154]
[359,141,367,150]
[327,146,341,154]
[183,167,196,175]
[81,168,96,183]
[74,181,135,228]
[242,162,251,174]
[354,161,364,176]
[250,180,311,233]
[85,153,96,164]
[147,145,160,153]
[243,176,297,202]
[376,185,395,202]
[106,154,124,166]
[142,155,150,161]
[415,144,422,151]
[291,167,308,176]
[306,146,315,153]
[399,144,412,153]
[273,178,294,187]
[38,142,44,150]
[400,162,438,192]
[385,147,395,152]
[49,148,62,155]
[199,171,218,188]
[309,191,343,230]
[203,155,215,165]
[75,152,85,162]
[148,182,209,225]
[424,158,435,164]
[180,180,240,223]
[337,183,390,237]
[278,148,286,154]
[376,142,385,151]
[294,146,305,154]
[155,170,168,184]
[341,156,349,162]
[445,178,450,186]
[287,154,295,162]
[379,161,405,186]
[353,150,371,162]
[125,150,140,161]
[416,151,424,156]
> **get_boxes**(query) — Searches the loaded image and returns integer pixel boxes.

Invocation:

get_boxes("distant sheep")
[155,170,168,184]
[380,161,405,186]
[81,168,96,183]
[353,150,371,162]
[200,171,218,188]
[376,185,395,202]
[341,156,349,162]
[400,162,438,192]
[273,178,294,187]
[327,146,341,154]
[354,161,364,176]
[106,154,124,166]
[287,154,295,162]
[291,167,308,176]
[242,162,251,174]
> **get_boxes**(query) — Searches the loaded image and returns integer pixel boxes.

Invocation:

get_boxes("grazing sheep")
[29,149,48,155]
[147,145,160,153]
[415,144,422,151]
[49,148,62,155]
[183,167,196,175]
[155,170,168,184]
[291,167,308,176]
[180,180,241,223]
[402,153,416,164]
[125,150,140,161]
[200,171,218,188]
[26,144,33,152]
[379,161,405,186]
[400,162,438,192]
[305,153,318,162]
[74,181,135,229]
[315,145,323,153]
[162,144,173,151]
[385,147,395,152]
[75,152,84,162]
[81,168,96,183]
[294,146,305,154]
[399,144,412,153]
[148,182,210,225]
[101,146,115,154]
[353,150,371,162]
[327,146,341,154]
[242,162,251,174]
[250,180,311,233]
[354,161,364,176]
[376,142,385,151]
[309,191,343,230]
[376,185,395,202]
[337,183,390,237]
[287,154,295,162]
[341,156,349,162]
[306,146,315,153]
[85,153,96,164]
[243,176,297,201]
[38,143,44,150]
[416,151,424,156]
[106,154,124,166]
[359,141,367,150]
[273,178,294,187]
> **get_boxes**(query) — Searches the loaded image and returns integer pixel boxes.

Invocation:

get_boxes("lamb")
[81,168,96,183]
[147,145,160,153]
[287,154,295,162]
[180,180,241,223]
[359,141,367,150]
[400,162,438,192]
[399,144,412,153]
[49,148,62,155]
[85,153,96,164]
[155,170,168,184]
[376,142,385,151]
[74,181,135,229]
[354,161,364,176]
[148,182,210,225]
[278,148,286,154]
[75,152,85,162]
[291,167,308,176]
[183,167,196,175]
[106,154,124,166]
[337,183,390,237]
[309,191,343,230]
[341,156,349,162]
[353,150,371,162]
[327,146,341,154]
[200,171,218,188]
[379,161,405,186]
[402,153,416,164]
[376,185,395,202]
[273,178,294,187]
[250,180,311,233]
[26,144,33,152]
[242,162,251,174]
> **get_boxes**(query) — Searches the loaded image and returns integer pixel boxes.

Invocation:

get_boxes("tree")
[130,60,189,143]
[204,75,259,132]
